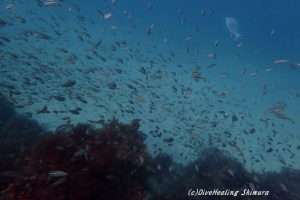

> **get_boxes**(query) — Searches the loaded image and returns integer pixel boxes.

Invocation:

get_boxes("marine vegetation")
[1,120,148,200]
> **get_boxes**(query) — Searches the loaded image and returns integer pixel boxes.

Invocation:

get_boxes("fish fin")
[234,33,242,41]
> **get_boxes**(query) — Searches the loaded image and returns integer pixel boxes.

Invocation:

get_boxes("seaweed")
[2,120,148,200]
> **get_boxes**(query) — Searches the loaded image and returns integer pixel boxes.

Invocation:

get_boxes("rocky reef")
[0,95,300,200]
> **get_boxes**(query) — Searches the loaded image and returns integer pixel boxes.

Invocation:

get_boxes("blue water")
[0,0,299,173]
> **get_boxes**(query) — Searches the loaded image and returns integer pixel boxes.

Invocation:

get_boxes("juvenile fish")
[48,170,68,177]
[50,177,67,188]
[103,12,112,19]
[274,59,289,64]
[44,0,60,6]
[274,112,294,124]
[207,63,216,69]
[265,67,275,72]
[136,96,144,103]
[185,36,192,41]
[192,67,201,81]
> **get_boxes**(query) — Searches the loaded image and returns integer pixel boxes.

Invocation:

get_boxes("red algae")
[3,120,147,200]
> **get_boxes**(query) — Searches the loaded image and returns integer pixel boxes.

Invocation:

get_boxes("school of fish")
[0,0,299,173]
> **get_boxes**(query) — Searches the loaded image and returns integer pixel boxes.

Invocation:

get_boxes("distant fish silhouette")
[225,17,242,41]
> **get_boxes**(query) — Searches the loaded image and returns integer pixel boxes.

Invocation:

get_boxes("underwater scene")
[0,0,300,199]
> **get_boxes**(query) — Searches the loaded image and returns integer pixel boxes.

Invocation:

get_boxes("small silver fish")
[44,0,59,6]
[274,112,294,123]
[50,177,67,188]
[214,39,219,47]
[236,42,243,48]
[240,68,246,74]
[270,29,276,36]
[136,96,144,103]
[192,67,201,81]
[48,170,68,177]
[195,164,199,173]
[6,3,14,10]
[227,169,234,177]
[185,36,192,41]
[103,12,112,19]
[208,52,216,60]
[274,59,289,64]
[250,71,257,77]
[160,71,168,77]
[157,164,162,171]
[265,67,275,72]
[207,63,217,69]
[220,72,228,78]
